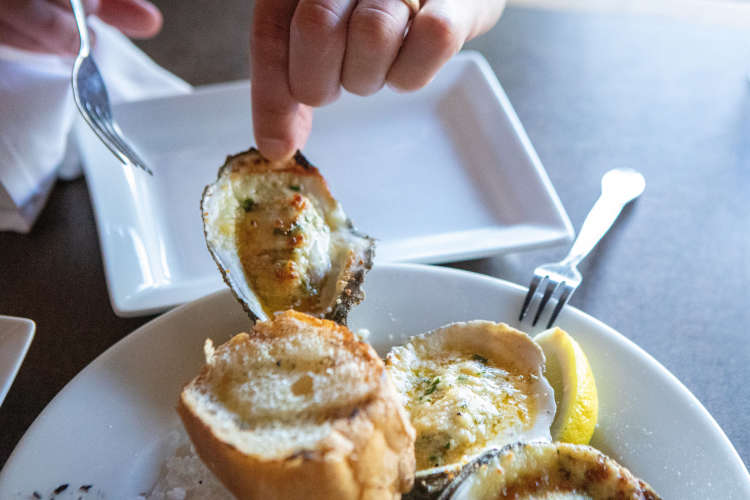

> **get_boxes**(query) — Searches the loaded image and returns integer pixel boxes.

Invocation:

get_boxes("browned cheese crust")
[227,150,336,315]
[439,441,661,500]
[201,148,374,324]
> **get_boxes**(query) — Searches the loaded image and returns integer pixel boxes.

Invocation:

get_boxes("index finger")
[52,0,162,38]
[95,0,163,38]
[252,0,312,160]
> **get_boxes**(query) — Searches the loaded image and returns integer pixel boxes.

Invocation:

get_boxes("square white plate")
[0,316,34,407]
[76,51,572,317]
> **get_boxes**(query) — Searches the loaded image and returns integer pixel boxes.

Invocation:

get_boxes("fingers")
[289,0,355,106]
[0,18,52,53]
[341,0,411,96]
[386,0,467,91]
[0,0,84,55]
[51,0,100,14]
[252,0,313,160]
[387,0,505,91]
[0,0,161,56]
[96,0,162,38]
[250,0,505,159]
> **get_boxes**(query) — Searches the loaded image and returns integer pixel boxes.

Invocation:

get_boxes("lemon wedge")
[534,327,598,445]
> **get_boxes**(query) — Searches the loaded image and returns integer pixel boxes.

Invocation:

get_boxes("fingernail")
[257,137,296,162]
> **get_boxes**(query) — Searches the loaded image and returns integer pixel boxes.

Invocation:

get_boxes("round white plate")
[1,264,748,498]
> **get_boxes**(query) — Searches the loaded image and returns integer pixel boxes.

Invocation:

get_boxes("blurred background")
[134,0,750,84]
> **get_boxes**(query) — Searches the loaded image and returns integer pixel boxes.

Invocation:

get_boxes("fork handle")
[69,0,90,53]
[562,192,631,267]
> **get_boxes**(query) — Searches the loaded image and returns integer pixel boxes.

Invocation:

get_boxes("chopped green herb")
[423,377,440,396]
[443,442,451,450]
[429,455,438,464]
[241,198,255,212]
[457,374,469,383]
[289,184,301,192]
[472,354,488,364]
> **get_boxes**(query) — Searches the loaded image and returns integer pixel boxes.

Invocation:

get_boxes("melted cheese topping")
[388,348,538,471]
[232,173,334,315]
[454,442,660,500]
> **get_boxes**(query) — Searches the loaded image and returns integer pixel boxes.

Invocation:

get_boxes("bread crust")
[178,311,416,500]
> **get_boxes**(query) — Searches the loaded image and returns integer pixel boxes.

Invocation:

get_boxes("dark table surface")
[2,1,749,478]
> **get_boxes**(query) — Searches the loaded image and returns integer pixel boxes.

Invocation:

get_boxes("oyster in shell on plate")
[201,149,374,324]
[386,321,556,499]
[438,442,661,500]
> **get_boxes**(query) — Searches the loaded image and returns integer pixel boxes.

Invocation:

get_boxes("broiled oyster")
[386,322,556,499]
[201,149,374,324]
[438,442,661,500]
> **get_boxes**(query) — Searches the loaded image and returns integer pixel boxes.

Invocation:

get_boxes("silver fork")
[519,168,646,328]
[69,0,152,175]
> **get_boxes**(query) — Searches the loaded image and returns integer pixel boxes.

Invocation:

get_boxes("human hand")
[251,0,506,160]
[0,0,162,55]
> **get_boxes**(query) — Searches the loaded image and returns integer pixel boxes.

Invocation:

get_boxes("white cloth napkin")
[0,17,191,233]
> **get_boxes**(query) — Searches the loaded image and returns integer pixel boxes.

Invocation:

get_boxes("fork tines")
[71,48,153,176]
[77,94,152,176]
[518,275,574,329]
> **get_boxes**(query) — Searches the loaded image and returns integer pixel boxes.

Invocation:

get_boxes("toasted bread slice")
[178,310,416,500]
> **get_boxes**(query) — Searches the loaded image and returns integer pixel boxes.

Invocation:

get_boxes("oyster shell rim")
[200,147,375,325]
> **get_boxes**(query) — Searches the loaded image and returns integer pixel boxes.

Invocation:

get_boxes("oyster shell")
[201,148,374,324]
[385,321,556,500]
[438,442,661,500]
